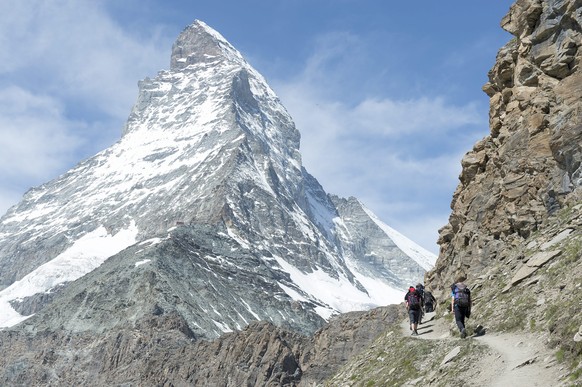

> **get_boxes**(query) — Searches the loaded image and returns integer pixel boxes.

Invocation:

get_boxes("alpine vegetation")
[0,21,435,340]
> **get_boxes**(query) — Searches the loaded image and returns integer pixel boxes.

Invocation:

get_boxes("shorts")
[408,308,421,324]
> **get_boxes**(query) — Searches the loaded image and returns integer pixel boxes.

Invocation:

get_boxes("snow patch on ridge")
[275,256,392,319]
[135,259,151,267]
[345,258,407,305]
[0,221,139,328]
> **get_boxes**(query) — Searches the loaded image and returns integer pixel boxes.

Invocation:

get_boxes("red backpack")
[408,291,421,310]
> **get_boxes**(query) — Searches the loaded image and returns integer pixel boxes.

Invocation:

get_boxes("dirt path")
[400,312,564,386]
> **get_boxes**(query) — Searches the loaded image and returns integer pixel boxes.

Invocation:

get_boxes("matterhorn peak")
[170,20,246,70]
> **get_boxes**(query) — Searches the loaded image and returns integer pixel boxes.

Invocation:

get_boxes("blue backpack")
[453,283,470,308]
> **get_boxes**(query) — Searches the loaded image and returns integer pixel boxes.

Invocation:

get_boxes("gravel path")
[400,311,564,386]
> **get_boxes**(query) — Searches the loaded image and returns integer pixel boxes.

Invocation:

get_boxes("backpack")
[453,283,470,308]
[408,291,421,310]
[415,285,425,301]
[424,291,434,305]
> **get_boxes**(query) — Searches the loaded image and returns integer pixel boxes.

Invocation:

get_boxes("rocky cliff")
[428,0,582,296]
[421,0,582,383]
[0,303,404,386]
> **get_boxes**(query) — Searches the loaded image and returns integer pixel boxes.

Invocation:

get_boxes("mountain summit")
[170,20,245,70]
[0,20,435,337]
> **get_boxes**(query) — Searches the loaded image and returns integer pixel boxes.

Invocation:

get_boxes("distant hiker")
[405,286,421,336]
[415,283,425,305]
[451,276,471,339]
[416,283,425,323]
[424,290,436,313]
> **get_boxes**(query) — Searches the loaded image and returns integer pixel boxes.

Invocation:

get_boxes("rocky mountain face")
[0,20,434,336]
[330,195,432,288]
[0,19,437,386]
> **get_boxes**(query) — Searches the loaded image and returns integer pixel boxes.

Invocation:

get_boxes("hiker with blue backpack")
[451,276,472,339]
[405,285,422,336]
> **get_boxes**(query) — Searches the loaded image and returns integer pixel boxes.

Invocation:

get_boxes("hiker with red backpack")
[451,276,472,339]
[405,286,422,336]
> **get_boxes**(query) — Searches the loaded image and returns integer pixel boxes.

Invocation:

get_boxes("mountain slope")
[420,0,582,383]
[315,1,582,384]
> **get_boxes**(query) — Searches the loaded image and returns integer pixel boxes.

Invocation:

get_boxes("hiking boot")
[414,330,419,335]
[461,328,467,339]
[474,325,485,336]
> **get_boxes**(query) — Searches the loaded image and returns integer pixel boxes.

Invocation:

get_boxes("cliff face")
[428,0,582,295]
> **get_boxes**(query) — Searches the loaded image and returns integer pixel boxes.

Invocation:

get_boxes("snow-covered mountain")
[0,20,435,338]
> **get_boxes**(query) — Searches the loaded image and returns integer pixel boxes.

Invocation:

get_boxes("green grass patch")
[556,347,566,362]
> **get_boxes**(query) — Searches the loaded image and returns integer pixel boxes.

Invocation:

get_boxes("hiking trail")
[400,311,565,386]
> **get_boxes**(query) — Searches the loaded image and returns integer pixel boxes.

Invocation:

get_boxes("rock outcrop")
[0,305,404,386]
[428,0,582,297]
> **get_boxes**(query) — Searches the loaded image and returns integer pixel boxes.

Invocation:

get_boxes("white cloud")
[0,87,83,213]
[0,87,82,179]
[0,1,169,119]
[276,80,480,190]
[349,97,481,136]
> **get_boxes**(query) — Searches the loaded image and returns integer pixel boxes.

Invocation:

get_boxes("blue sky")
[0,0,514,254]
